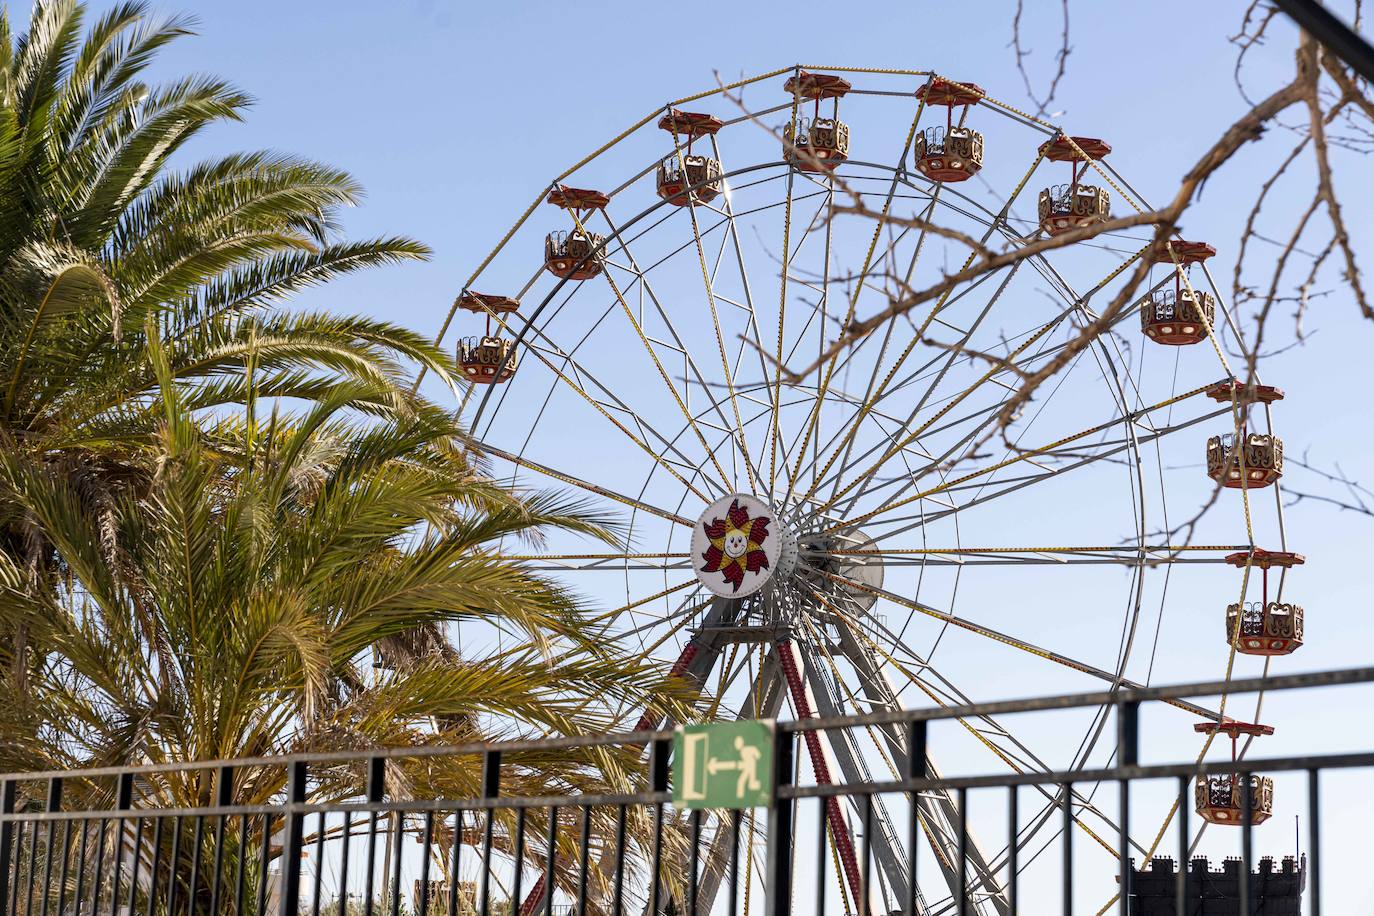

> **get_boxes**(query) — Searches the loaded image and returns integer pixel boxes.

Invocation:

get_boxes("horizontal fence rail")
[2,666,1371,916]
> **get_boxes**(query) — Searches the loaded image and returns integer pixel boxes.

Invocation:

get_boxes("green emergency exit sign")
[672,719,774,810]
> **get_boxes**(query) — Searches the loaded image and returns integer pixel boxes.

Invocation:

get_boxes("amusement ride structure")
[436,67,1304,915]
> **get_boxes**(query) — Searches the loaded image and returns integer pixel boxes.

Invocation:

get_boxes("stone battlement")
[1127,856,1305,914]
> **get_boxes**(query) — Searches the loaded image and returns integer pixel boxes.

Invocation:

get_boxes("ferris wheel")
[438,67,1305,916]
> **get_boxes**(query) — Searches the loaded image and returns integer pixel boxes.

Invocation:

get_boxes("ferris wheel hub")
[689,493,885,619]
[690,494,796,598]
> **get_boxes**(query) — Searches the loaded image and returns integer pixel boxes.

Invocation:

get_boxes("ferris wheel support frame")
[827,622,1012,915]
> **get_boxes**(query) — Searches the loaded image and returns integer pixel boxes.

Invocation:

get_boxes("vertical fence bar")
[649,736,670,916]
[281,761,308,916]
[1061,784,1073,916]
[55,821,73,916]
[955,787,967,916]
[72,819,90,916]
[611,805,626,916]
[686,810,700,916]
[577,806,593,916]
[254,813,271,916]
[446,811,461,916]
[1117,701,1137,916]
[418,811,434,916]
[1307,769,1320,916]
[145,818,163,916]
[512,808,528,916]
[1238,776,1252,916]
[1175,777,1187,915]
[9,820,23,916]
[187,816,205,916]
[388,809,403,916]
[907,720,926,916]
[0,780,14,916]
[765,729,794,916]
[478,750,500,916]
[861,793,873,916]
[210,766,233,916]
[312,812,327,916]
[814,799,827,916]
[364,757,384,916]
[89,819,107,916]
[726,809,740,916]
[25,805,39,916]
[39,779,61,916]
[234,815,247,916]
[110,774,132,916]
[543,807,557,916]
[125,818,144,916]
[339,811,352,916]
[1008,786,1018,915]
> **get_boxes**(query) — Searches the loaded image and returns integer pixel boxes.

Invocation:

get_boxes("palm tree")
[0,5,693,910]
[0,0,461,687]
[0,329,672,775]
[0,331,687,914]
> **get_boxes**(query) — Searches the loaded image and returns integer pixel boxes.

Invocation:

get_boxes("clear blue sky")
[36,0,1374,910]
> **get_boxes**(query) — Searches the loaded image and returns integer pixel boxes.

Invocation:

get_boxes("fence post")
[1117,702,1140,768]
[478,750,501,916]
[0,780,15,916]
[364,756,384,916]
[648,738,670,916]
[765,728,795,916]
[906,721,926,916]
[280,761,307,916]
[1117,702,1138,916]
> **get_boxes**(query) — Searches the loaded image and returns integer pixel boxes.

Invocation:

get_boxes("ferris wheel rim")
[445,64,1296,913]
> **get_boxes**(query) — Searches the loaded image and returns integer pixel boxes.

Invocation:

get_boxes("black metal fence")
[3,667,1372,916]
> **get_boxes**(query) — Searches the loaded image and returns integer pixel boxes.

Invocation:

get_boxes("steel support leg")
[833,622,1011,916]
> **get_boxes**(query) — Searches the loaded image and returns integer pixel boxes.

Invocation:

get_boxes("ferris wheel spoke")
[877,632,1153,870]
[827,382,1222,536]
[769,176,844,496]
[710,134,779,449]
[807,565,1220,719]
[768,86,803,496]
[477,442,696,528]
[476,288,731,504]
[825,249,1164,519]
[504,556,693,573]
[855,401,1228,545]
[813,592,1145,870]
[589,212,753,492]
[666,138,766,494]
[823,544,1247,567]
[799,590,1012,914]
[797,263,1015,501]
[798,149,1051,511]
[820,264,1037,516]
[585,578,703,625]
[815,188,946,502]
[777,190,842,497]
[785,101,932,504]
[821,354,1069,522]
[826,290,1163,522]
[517,333,730,503]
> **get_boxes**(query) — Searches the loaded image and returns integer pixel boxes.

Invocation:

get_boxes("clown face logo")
[691,494,781,598]
[723,530,749,558]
